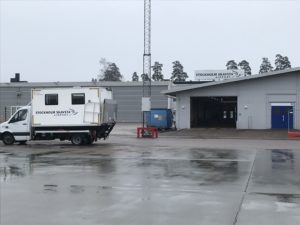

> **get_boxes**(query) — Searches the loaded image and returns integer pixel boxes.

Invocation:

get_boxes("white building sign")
[194,70,245,81]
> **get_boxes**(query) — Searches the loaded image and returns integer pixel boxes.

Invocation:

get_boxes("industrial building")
[163,68,300,130]
[2,68,300,130]
[0,81,170,123]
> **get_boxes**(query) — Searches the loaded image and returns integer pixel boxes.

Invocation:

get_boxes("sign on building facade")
[194,70,245,81]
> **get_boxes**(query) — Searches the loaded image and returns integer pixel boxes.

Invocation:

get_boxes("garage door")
[190,97,237,128]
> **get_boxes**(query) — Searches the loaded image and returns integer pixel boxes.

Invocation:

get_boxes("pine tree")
[170,61,188,82]
[102,63,123,81]
[275,54,292,71]
[151,61,164,81]
[259,57,273,74]
[238,60,251,76]
[132,72,139,81]
[226,60,238,70]
[283,56,291,69]
[97,58,109,81]
[141,73,150,81]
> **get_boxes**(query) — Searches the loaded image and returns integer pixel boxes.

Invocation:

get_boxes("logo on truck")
[35,108,78,116]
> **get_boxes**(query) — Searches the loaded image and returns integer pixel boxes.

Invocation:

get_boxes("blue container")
[146,108,173,129]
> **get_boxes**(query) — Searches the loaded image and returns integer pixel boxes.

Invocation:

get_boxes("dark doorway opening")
[191,97,237,128]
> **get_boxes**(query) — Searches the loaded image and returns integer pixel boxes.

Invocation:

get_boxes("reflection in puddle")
[0,154,31,181]
[1,148,249,188]
[251,149,300,191]
[137,158,242,185]
[271,149,294,163]
[70,185,85,193]
[0,152,117,182]
[271,149,294,170]
[44,184,58,192]
[253,192,300,204]
[189,148,238,160]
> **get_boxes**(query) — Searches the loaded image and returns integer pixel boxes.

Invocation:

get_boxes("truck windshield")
[9,109,28,123]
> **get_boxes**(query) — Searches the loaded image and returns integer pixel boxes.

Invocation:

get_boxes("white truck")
[0,87,117,145]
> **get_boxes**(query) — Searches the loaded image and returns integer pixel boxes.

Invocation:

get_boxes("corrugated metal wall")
[0,83,169,123]
[112,85,168,122]
[0,87,31,122]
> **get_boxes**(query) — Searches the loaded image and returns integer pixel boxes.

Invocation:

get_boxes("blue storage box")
[146,108,173,129]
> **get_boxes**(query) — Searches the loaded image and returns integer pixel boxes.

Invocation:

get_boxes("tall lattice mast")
[141,0,151,128]
[143,0,151,97]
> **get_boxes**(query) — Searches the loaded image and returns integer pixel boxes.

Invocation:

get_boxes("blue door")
[271,106,293,129]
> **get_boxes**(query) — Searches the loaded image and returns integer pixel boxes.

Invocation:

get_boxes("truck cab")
[0,106,31,145]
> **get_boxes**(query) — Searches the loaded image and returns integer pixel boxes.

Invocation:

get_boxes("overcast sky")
[0,0,299,82]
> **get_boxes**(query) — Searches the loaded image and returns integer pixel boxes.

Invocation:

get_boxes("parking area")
[1,124,300,225]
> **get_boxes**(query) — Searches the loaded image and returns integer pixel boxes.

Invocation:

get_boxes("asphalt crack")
[233,150,257,225]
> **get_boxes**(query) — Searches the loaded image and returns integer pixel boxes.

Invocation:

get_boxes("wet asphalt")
[1,125,300,225]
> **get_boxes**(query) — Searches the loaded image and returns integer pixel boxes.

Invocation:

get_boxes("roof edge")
[162,67,300,95]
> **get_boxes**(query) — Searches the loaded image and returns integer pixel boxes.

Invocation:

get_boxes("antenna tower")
[142,0,151,127]
[143,0,151,97]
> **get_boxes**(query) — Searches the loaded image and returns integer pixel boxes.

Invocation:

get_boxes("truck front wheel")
[2,133,15,145]
[71,134,83,145]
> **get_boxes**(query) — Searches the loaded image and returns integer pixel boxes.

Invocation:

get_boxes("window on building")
[230,111,234,119]
[45,94,58,105]
[223,111,227,119]
[72,93,85,105]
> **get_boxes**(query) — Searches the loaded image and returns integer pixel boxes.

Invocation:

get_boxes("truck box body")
[32,88,112,127]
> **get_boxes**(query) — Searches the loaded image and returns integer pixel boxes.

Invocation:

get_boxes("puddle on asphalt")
[253,193,300,202]
[44,184,58,192]
[275,194,300,203]
[0,154,31,181]
[136,158,249,185]
[70,185,85,193]
[0,150,67,181]
[270,149,295,169]
[0,153,118,181]
[249,149,300,194]
[189,148,239,160]
[257,149,299,172]
[0,148,253,188]
[42,184,118,195]
[28,151,64,160]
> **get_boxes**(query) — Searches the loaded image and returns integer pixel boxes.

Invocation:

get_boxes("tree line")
[95,54,292,82]
[96,58,188,82]
[226,54,291,76]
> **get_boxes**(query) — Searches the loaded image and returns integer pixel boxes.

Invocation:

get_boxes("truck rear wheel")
[2,133,15,145]
[83,136,94,145]
[71,134,83,145]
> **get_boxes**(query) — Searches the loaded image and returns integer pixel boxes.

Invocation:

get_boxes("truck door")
[8,108,31,141]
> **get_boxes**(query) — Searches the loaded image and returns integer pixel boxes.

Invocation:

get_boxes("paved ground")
[1,124,300,225]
